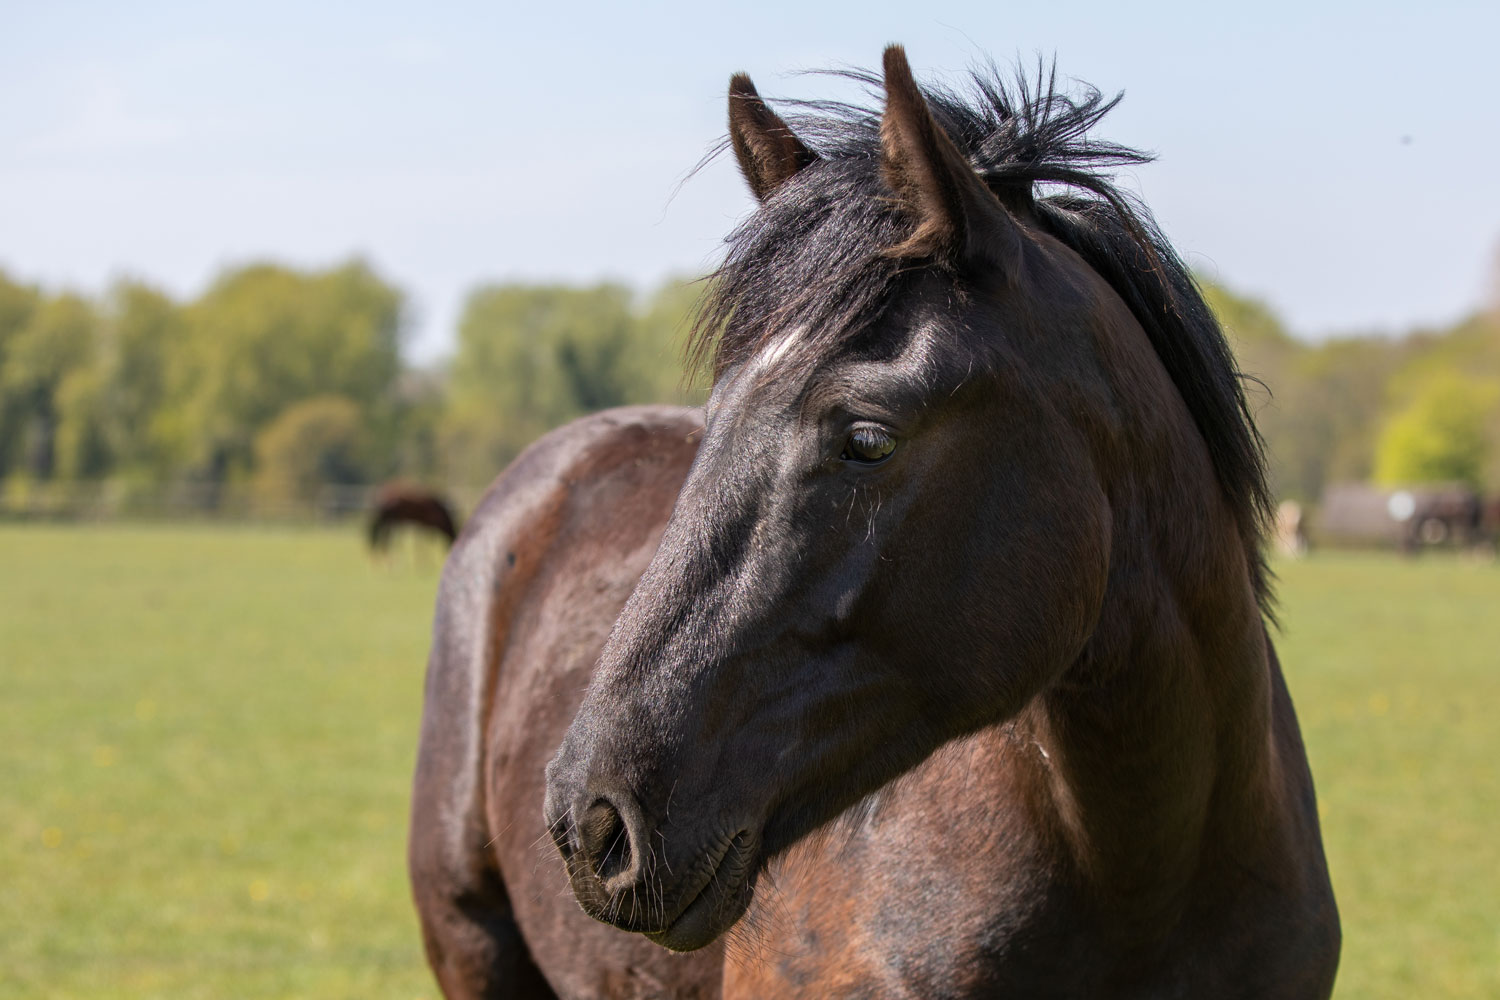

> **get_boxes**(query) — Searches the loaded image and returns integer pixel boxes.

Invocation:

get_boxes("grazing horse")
[368,482,459,552]
[409,47,1340,999]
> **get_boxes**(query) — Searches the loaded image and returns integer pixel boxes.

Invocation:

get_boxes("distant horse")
[409,47,1340,999]
[367,483,459,553]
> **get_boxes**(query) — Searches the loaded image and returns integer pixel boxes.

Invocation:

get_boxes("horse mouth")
[645,830,756,952]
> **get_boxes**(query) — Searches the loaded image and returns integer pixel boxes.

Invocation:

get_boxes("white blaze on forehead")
[745,324,805,379]
[706,324,810,422]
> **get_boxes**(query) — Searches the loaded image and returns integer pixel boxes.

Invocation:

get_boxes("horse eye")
[841,426,897,464]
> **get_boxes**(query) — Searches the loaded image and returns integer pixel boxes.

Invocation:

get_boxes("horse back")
[410,405,723,999]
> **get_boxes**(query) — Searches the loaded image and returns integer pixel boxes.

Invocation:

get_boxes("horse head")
[544,45,1234,951]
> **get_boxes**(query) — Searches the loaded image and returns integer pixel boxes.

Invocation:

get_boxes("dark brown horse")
[410,47,1340,998]
[368,482,459,552]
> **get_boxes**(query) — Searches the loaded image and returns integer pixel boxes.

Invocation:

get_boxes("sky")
[3,0,1498,363]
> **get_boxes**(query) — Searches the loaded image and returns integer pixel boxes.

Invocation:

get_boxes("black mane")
[690,62,1274,611]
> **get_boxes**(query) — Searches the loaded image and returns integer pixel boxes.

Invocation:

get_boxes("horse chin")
[645,832,759,952]
[645,870,755,952]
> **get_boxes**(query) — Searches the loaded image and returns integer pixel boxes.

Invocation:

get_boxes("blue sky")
[3,1,1497,361]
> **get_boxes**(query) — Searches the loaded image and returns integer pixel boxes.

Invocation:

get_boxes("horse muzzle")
[543,779,759,951]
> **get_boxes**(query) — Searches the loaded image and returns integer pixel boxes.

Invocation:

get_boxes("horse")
[408,46,1340,998]
[367,482,460,553]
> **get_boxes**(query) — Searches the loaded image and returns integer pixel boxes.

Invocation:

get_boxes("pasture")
[1,524,1496,998]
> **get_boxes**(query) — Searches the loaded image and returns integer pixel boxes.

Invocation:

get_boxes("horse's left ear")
[879,45,1022,267]
[729,73,818,202]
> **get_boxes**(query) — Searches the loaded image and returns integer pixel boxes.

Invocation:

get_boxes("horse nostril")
[579,799,632,882]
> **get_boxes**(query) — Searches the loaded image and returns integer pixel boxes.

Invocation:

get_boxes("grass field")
[1,525,1497,998]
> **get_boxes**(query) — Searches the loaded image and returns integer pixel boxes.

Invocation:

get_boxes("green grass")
[1275,552,1500,998]
[1,527,1496,997]
[0,525,444,999]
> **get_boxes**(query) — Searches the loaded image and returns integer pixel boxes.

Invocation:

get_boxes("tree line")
[1,258,1496,515]
[0,261,700,513]
[1207,284,1500,502]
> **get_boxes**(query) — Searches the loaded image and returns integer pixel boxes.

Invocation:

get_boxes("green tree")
[102,281,188,477]
[1204,279,1425,502]
[46,280,190,483]
[53,366,113,480]
[1280,336,1408,500]
[1374,372,1500,488]
[0,292,98,480]
[1203,281,1297,360]
[157,260,404,482]
[0,272,43,478]
[381,368,446,482]
[1203,281,1315,499]
[252,395,369,507]
[441,280,706,485]
[443,283,631,482]
[625,278,708,405]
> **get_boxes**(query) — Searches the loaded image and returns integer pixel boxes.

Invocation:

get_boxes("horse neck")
[1016,380,1278,914]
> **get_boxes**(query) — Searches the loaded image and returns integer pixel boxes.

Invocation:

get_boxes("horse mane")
[689,62,1274,612]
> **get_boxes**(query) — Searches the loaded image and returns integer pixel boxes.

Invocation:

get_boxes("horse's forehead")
[706,325,810,419]
[710,305,957,420]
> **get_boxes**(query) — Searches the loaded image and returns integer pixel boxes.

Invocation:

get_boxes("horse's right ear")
[729,74,817,202]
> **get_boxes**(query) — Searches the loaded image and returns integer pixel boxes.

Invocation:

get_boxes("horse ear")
[878,45,1020,266]
[729,73,817,202]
